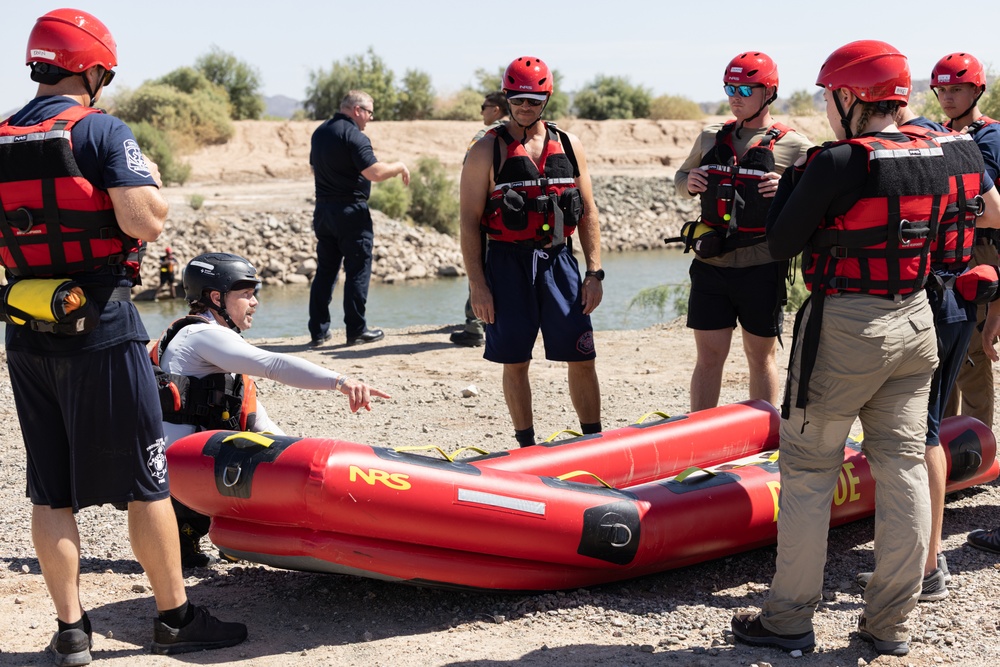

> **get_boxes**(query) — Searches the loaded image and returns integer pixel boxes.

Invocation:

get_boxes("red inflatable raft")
[166,402,997,591]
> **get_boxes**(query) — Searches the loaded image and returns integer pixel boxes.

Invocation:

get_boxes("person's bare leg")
[743,329,781,407]
[925,445,947,576]
[128,498,187,612]
[568,359,601,425]
[502,362,533,430]
[31,506,83,623]
[690,328,733,411]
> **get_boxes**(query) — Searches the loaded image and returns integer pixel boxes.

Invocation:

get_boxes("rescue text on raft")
[165,400,998,591]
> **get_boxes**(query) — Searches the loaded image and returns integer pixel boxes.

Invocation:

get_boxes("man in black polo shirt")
[308,90,410,347]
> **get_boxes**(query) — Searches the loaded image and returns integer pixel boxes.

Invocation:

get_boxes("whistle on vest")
[0,279,99,335]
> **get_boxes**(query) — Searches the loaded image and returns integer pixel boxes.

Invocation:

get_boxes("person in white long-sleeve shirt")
[155,252,390,566]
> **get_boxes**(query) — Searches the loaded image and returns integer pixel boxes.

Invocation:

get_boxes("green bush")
[628,283,690,317]
[128,121,191,186]
[195,46,265,120]
[189,194,205,210]
[368,178,412,219]
[305,47,398,120]
[409,157,459,235]
[434,89,483,121]
[573,75,652,120]
[649,95,704,120]
[112,81,233,152]
[910,90,947,124]
[787,90,818,116]
[395,69,435,120]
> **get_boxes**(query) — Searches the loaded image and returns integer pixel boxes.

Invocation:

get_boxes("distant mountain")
[264,95,303,119]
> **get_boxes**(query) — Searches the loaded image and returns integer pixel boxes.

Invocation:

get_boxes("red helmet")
[503,56,552,96]
[931,52,986,89]
[816,40,910,104]
[723,52,779,89]
[26,8,117,73]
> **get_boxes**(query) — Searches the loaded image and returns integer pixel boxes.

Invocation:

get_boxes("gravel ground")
[2,320,1000,667]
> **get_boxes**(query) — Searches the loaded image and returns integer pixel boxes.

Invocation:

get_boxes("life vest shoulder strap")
[149,315,208,366]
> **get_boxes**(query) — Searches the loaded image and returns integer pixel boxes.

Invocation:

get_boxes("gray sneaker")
[857,615,909,656]
[937,552,951,584]
[968,527,1000,554]
[856,567,948,602]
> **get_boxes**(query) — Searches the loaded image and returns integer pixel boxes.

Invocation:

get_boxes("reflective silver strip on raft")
[457,489,546,515]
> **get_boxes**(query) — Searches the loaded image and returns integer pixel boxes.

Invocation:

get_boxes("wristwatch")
[585,269,605,281]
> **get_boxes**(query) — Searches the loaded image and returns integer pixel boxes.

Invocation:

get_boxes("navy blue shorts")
[686,259,784,337]
[8,340,170,510]
[484,242,596,364]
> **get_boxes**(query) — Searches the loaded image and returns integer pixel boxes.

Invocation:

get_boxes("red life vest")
[0,105,144,280]
[150,316,259,432]
[900,124,985,269]
[480,122,582,245]
[804,134,950,296]
[697,121,793,248]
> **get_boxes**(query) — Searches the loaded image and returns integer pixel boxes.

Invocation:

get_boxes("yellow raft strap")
[556,470,614,489]
[635,410,671,424]
[448,446,490,458]
[391,445,491,462]
[222,432,274,448]
[544,429,583,442]
[674,466,716,483]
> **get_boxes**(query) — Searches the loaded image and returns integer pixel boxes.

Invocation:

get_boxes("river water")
[2,249,693,341]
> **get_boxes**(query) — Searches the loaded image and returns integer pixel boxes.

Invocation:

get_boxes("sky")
[2,0,998,115]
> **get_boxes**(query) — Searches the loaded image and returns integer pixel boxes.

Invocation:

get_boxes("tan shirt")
[674,122,813,268]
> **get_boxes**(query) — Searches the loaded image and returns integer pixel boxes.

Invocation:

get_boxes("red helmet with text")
[931,52,986,90]
[816,40,910,104]
[26,8,117,72]
[723,52,779,89]
[503,56,553,97]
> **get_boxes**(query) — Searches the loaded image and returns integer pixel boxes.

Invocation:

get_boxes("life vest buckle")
[898,219,930,246]
[830,246,851,259]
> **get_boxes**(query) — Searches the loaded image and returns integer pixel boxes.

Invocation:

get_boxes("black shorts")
[686,259,784,337]
[8,340,170,510]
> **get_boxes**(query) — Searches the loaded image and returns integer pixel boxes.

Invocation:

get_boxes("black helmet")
[183,253,261,331]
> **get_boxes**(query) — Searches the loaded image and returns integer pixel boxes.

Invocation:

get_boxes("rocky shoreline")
[138,175,695,290]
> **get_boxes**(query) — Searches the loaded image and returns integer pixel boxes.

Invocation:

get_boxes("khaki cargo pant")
[761,291,937,642]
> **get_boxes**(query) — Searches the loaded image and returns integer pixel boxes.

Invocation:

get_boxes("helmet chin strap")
[512,99,549,142]
[833,92,861,139]
[208,293,242,333]
[736,87,777,139]
[79,69,103,107]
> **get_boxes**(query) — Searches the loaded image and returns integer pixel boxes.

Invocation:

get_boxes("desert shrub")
[189,194,205,210]
[196,46,265,120]
[787,90,818,116]
[304,47,398,120]
[113,81,233,152]
[980,82,1000,120]
[574,75,652,120]
[628,283,690,317]
[649,95,704,121]
[910,90,947,124]
[409,157,459,235]
[128,121,190,186]
[395,69,435,120]
[368,178,412,220]
[435,89,483,121]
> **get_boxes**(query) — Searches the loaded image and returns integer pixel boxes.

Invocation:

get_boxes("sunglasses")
[508,97,544,107]
[724,84,762,98]
[99,67,115,87]
[481,104,498,111]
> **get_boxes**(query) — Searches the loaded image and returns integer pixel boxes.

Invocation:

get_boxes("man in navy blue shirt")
[307,90,410,347]
[0,9,246,664]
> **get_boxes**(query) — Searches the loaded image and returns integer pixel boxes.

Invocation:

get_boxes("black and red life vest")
[900,124,985,269]
[697,121,793,249]
[803,134,950,296]
[480,122,583,245]
[0,105,144,280]
[150,316,259,432]
[954,115,1000,184]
